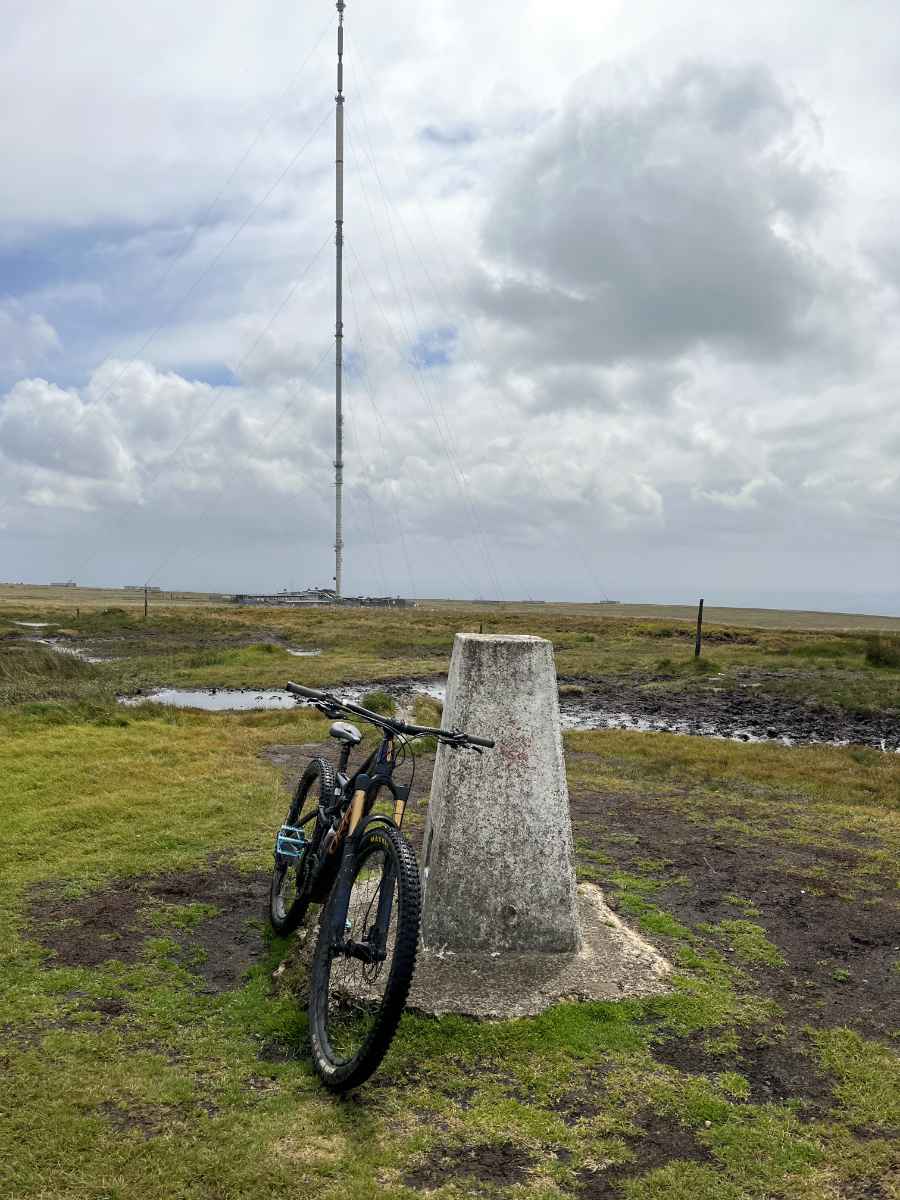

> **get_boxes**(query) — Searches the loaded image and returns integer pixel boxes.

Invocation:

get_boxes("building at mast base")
[231,588,412,608]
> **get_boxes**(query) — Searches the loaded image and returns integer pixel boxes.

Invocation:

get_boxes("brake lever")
[444,732,482,754]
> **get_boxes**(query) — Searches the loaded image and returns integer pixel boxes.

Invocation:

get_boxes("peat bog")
[1,597,898,1199]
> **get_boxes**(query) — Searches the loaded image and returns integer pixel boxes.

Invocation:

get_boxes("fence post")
[144,587,149,621]
[694,598,704,658]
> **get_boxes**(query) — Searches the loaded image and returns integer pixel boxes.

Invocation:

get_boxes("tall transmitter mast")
[333,0,345,599]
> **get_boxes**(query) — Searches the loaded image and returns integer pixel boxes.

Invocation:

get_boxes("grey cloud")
[864,223,900,295]
[478,61,835,367]
[1,4,900,611]
[420,124,479,147]
[514,362,688,414]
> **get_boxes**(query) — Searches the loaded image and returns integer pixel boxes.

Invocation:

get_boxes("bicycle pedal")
[275,824,307,862]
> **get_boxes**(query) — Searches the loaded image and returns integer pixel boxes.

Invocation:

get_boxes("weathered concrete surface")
[302,884,671,1018]
[421,633,581,953]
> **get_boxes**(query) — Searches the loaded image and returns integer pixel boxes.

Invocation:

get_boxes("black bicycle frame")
[320,729,407,958]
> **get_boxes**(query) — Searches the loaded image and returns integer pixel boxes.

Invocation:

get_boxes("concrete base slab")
[404,884,672,1019]
[281,883,673,1021]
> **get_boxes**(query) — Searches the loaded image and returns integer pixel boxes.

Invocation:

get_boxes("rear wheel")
[309,824,421,1091]
[268,757,336,935]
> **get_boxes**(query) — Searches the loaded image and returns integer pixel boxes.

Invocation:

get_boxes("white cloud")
[0,2,899,608]
[0,301,60,376]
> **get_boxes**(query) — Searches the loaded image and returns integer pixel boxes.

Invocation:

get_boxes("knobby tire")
[309,824,421,1092]
[268,757,336,935]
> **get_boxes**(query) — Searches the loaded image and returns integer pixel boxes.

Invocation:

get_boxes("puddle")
[115,680,798,746]
[13,621,54,629]
[116,679,897,752]
[119,688,298,711]
[402,683,791,744]
[285,647,321,657]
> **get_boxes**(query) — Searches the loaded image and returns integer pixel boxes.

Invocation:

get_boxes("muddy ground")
[388,669,900,748]
[559,672,900,750]
[10,613,898,748]
[259,740,899,1189]
[26,856,269,991]
[569,782,900,1044]
[122,670,900,750]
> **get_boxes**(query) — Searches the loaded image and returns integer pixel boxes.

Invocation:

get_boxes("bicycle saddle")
[329,720,362,746]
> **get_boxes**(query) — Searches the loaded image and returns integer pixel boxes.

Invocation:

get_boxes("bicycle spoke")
[324,845,399,1064]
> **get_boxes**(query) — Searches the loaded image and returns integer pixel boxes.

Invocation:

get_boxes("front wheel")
[309,824,421,1091]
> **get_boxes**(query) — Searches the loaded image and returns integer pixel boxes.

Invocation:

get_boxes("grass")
[361,689,397,716]
[3,599,900,720]
[1,599,898,1197]
[865,634,900,668]
[698,921,786,968]
[0,643,111,707]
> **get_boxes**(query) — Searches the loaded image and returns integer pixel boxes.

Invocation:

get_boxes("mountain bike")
[269,680,494,1091]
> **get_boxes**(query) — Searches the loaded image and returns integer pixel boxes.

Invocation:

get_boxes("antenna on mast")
[333,0,345,600]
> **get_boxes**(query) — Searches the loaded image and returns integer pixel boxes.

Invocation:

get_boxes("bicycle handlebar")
[285,681,495,749]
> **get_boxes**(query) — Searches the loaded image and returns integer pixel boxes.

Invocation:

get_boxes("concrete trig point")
[422,634,579,953]
[411,633,671,1018]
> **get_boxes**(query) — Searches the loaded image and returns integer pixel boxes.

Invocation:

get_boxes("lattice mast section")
[334,0,346,598]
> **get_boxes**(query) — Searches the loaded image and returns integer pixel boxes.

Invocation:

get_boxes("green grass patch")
[811,1028,900,1128]
[5,595,898,717]
[791,638,861,660]
[698,920,785,967]
[360,689,396,716]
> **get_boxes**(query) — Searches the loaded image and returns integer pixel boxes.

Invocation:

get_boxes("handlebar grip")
[467,735,495,748]
[286,681,326,700]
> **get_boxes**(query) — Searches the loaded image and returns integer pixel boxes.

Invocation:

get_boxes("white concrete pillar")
[420,633,581,954]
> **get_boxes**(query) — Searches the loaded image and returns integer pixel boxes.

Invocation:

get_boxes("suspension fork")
[323,776,370,950]
[324,836,360,950]
[370,853,397,950]
[323,786,398,959]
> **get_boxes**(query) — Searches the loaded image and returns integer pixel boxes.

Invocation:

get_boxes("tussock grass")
[360,689,396,716]
[0,643,114,707]
[791,637,862,659]
[412,695,443,726]
[865,634,900,668]
[0,643,91,682]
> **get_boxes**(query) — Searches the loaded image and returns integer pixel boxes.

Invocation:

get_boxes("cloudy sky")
[1,0,898,612]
